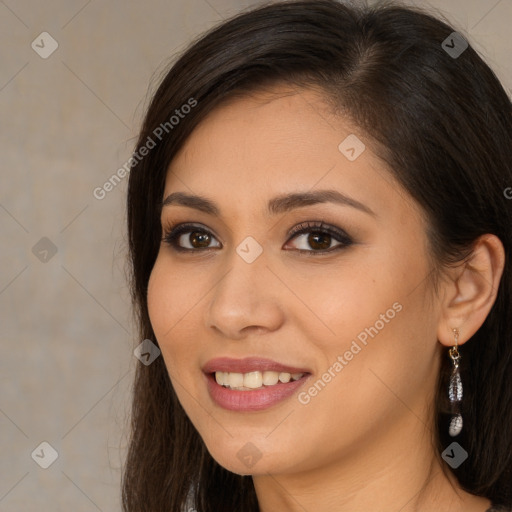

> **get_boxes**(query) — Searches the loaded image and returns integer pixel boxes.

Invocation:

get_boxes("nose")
[205,246,285,340]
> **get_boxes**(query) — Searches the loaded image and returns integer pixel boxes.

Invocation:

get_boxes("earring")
[448,328,463,437]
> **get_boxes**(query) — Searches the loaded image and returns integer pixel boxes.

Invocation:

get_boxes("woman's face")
[147,85,443,476]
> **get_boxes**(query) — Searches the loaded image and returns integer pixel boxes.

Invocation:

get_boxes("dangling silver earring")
[448,328,463,437]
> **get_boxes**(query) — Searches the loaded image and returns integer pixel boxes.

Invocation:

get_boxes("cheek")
[294,297,437,468]
[147,257,217,437]
[147,258,192,373]
[147,253,199,334]
[296,246,437,409]
[147,259,171,337]
[281,250,407,348]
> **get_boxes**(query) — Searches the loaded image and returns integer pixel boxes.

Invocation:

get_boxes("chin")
[202,434,299,476]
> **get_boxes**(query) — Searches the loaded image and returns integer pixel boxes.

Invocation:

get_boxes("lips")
[202,356,312,412]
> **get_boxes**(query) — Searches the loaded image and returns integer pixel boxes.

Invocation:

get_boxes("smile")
[215,370,305,390]
[203,357,311,411]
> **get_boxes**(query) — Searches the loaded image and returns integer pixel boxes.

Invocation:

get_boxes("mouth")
[202,357,311,411]
[213,370,306,390]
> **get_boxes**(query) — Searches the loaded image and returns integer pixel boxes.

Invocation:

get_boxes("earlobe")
[437,234,505,347]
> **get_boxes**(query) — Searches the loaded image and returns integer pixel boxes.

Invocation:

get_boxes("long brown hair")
[123,1,512,510]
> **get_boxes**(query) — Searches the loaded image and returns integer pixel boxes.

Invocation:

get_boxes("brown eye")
[162,224,221,251]
[287,231,339,251]
[307,232,332,250]
[285,221,353,253]
[188,230,211,248]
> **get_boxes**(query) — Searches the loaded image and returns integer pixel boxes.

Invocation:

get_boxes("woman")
[122,1,512,510]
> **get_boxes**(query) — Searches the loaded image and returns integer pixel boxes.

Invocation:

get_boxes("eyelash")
[161,220,354,255]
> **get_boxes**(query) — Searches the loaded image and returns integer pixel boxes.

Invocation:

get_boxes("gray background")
[0,0,510,510]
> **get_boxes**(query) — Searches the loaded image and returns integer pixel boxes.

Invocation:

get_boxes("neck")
[252,414,491,512]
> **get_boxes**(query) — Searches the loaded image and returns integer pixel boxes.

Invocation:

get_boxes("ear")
[437,234,505,347]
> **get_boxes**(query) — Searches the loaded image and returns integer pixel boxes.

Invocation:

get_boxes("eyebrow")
[161,189,375,217]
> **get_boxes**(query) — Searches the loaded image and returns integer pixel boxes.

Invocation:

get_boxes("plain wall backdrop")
[0,0,510,510]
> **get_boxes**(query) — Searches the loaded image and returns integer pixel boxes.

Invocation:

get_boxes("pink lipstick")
[203,357,311,412]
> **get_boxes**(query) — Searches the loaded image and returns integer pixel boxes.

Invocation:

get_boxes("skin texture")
[147,86,504,512]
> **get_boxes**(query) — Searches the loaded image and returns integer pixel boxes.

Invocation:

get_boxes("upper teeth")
[215,371,304,390]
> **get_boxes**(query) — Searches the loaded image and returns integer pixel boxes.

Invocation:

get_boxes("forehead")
[168,87,355,181]
[163,85,420,225]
